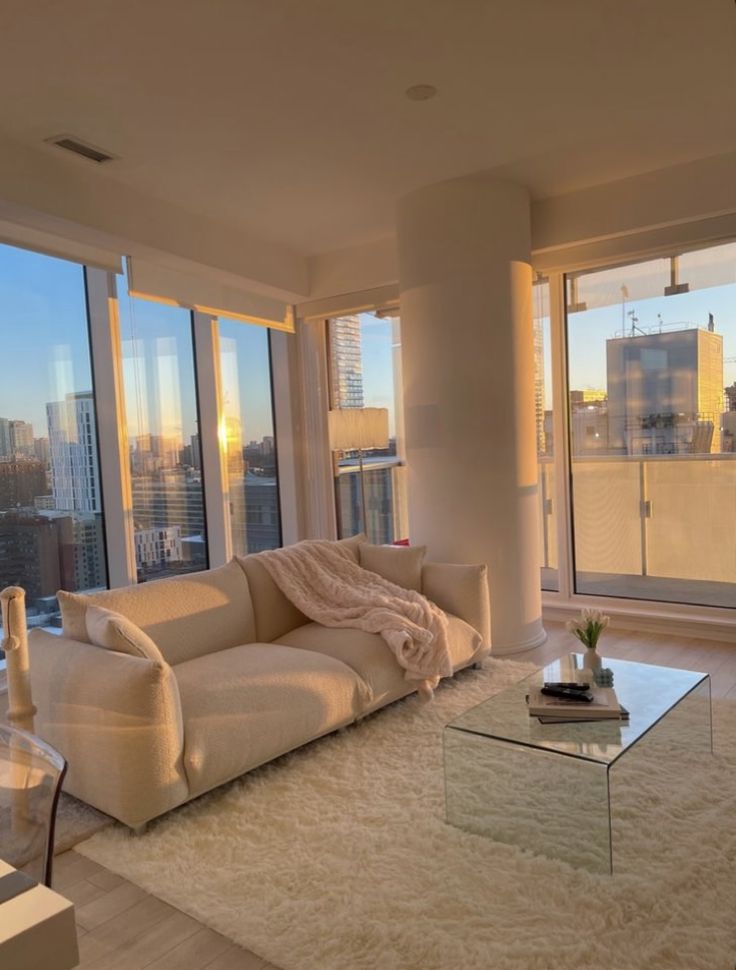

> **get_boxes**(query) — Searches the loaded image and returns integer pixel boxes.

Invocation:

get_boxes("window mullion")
[548,271,574,600]
[85,267,137,587]
[269,329,301,545]
[298,317,337,539]
[192,312,231,566]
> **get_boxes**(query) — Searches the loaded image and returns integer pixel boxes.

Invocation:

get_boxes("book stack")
[527,685,628,724]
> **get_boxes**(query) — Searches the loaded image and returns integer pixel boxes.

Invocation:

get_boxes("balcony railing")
[539,454,736,607]
[335,458,408,545]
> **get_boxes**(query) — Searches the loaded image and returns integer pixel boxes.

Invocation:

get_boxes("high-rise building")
[8,419,34,456]
[34,436,50,463]
[606,327,724,455]
[0,417,10,458]
[329,316,364,408]
[47,391,102,512]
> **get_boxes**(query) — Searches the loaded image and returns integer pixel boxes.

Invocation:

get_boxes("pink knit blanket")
[256,540,453,699]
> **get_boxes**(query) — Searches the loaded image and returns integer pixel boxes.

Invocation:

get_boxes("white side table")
[0,860,79,969]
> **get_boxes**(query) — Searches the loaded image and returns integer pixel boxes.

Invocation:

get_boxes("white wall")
[305,151,736,298]
[0,132,309,301]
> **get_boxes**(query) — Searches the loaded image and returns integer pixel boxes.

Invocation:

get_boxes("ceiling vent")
[45,135,116,164]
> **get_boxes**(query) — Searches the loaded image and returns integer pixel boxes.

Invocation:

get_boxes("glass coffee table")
[444,654,712,873]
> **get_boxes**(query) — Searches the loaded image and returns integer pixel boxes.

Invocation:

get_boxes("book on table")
[526,686,622,720]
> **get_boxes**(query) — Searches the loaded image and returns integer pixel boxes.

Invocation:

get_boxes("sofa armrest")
[421,562,491,650]
[28,629,188,829]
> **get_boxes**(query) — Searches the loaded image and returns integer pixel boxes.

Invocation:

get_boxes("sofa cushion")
[275,613,483,710]
[337,532,367,562]
[58,560,256,666]
[236,534,368,643]
[358,543,426,591]
[175,643,368,797]
[421,562,491,648]
[236,555,309,643]
[86,606,165,663]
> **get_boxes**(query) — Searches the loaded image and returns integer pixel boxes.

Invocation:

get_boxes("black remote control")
[540,686,594,702]
[543,682,590,692]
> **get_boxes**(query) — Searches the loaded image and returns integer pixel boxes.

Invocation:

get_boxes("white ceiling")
[1,0,735,256]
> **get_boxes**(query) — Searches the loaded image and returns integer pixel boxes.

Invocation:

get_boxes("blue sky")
[359,313,398,436]
[1,241,732,444]
[566,283,736,404]
[0,244,93,434]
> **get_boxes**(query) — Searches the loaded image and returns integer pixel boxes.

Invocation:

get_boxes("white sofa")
[28,538,491,829]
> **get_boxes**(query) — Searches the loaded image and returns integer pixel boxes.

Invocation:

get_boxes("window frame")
[325,311,408,544]
[541,240,736,635]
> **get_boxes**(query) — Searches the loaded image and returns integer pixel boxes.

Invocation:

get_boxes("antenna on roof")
[708,312,715,332]
[627,309,644,337]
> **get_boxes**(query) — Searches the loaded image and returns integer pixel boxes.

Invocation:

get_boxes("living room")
[0,2,735,968]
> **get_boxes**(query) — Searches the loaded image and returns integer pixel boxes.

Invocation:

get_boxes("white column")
[397,175,544,654]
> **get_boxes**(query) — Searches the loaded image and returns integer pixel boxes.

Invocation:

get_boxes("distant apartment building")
[0,457,47,508]
[329,316,365,408]
[569,390,609,455]
[725,382,736,412]
[134,525,183,569]
[189,433,201,471]
[0,513,61,604]
[8,419,34,456]
[0,509,105,606]
[47,391,102,512]
[0,417,10,457]
[606,327,723,455]
[42,510,106,592]
[231,472,280,553]
[132,468,206,574]
[721,412,736,453]
[336,459,403,545]
[34,436,50,463]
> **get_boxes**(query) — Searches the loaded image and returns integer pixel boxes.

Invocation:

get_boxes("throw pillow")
[337,532,367,562]
[85,605,165,663]
[359,543,426,592]
[57,589,91,642]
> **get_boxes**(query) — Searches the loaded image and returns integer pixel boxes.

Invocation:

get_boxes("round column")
[397,175,545,654]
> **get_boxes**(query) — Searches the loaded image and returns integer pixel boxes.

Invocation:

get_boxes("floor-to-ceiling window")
[218,319,281,555]
[0,244,107,633]
[327,311,408,544]
[118,276,208,581]
[534,277,558,591]
[565,240,736,608]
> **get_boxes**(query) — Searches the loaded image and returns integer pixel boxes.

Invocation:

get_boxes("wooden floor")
[62,621,736,970]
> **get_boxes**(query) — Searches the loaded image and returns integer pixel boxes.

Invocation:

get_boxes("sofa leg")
[472,661,483,670]
[132,823,148,836]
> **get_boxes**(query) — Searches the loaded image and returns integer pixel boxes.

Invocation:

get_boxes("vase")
[584,646,602,671]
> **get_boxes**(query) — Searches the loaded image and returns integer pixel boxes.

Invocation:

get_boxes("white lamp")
[328,408,389,536]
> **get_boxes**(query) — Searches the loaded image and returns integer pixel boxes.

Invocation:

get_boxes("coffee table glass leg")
[444,727,613,874]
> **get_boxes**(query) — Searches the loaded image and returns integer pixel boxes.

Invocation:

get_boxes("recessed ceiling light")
[405,84,438,102]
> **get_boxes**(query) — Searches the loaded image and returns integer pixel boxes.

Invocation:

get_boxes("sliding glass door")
[565,241,736,608]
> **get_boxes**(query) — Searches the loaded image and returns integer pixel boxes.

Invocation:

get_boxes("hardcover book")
[526,686,622,720]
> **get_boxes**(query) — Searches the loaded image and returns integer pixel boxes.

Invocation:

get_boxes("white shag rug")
[76,659,736,970]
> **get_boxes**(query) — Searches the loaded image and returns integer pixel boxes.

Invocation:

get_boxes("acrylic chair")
[0,723,67,887]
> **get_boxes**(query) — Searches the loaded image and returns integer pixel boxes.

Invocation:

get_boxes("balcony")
[335,458,408,545]
[540,454,736,608]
